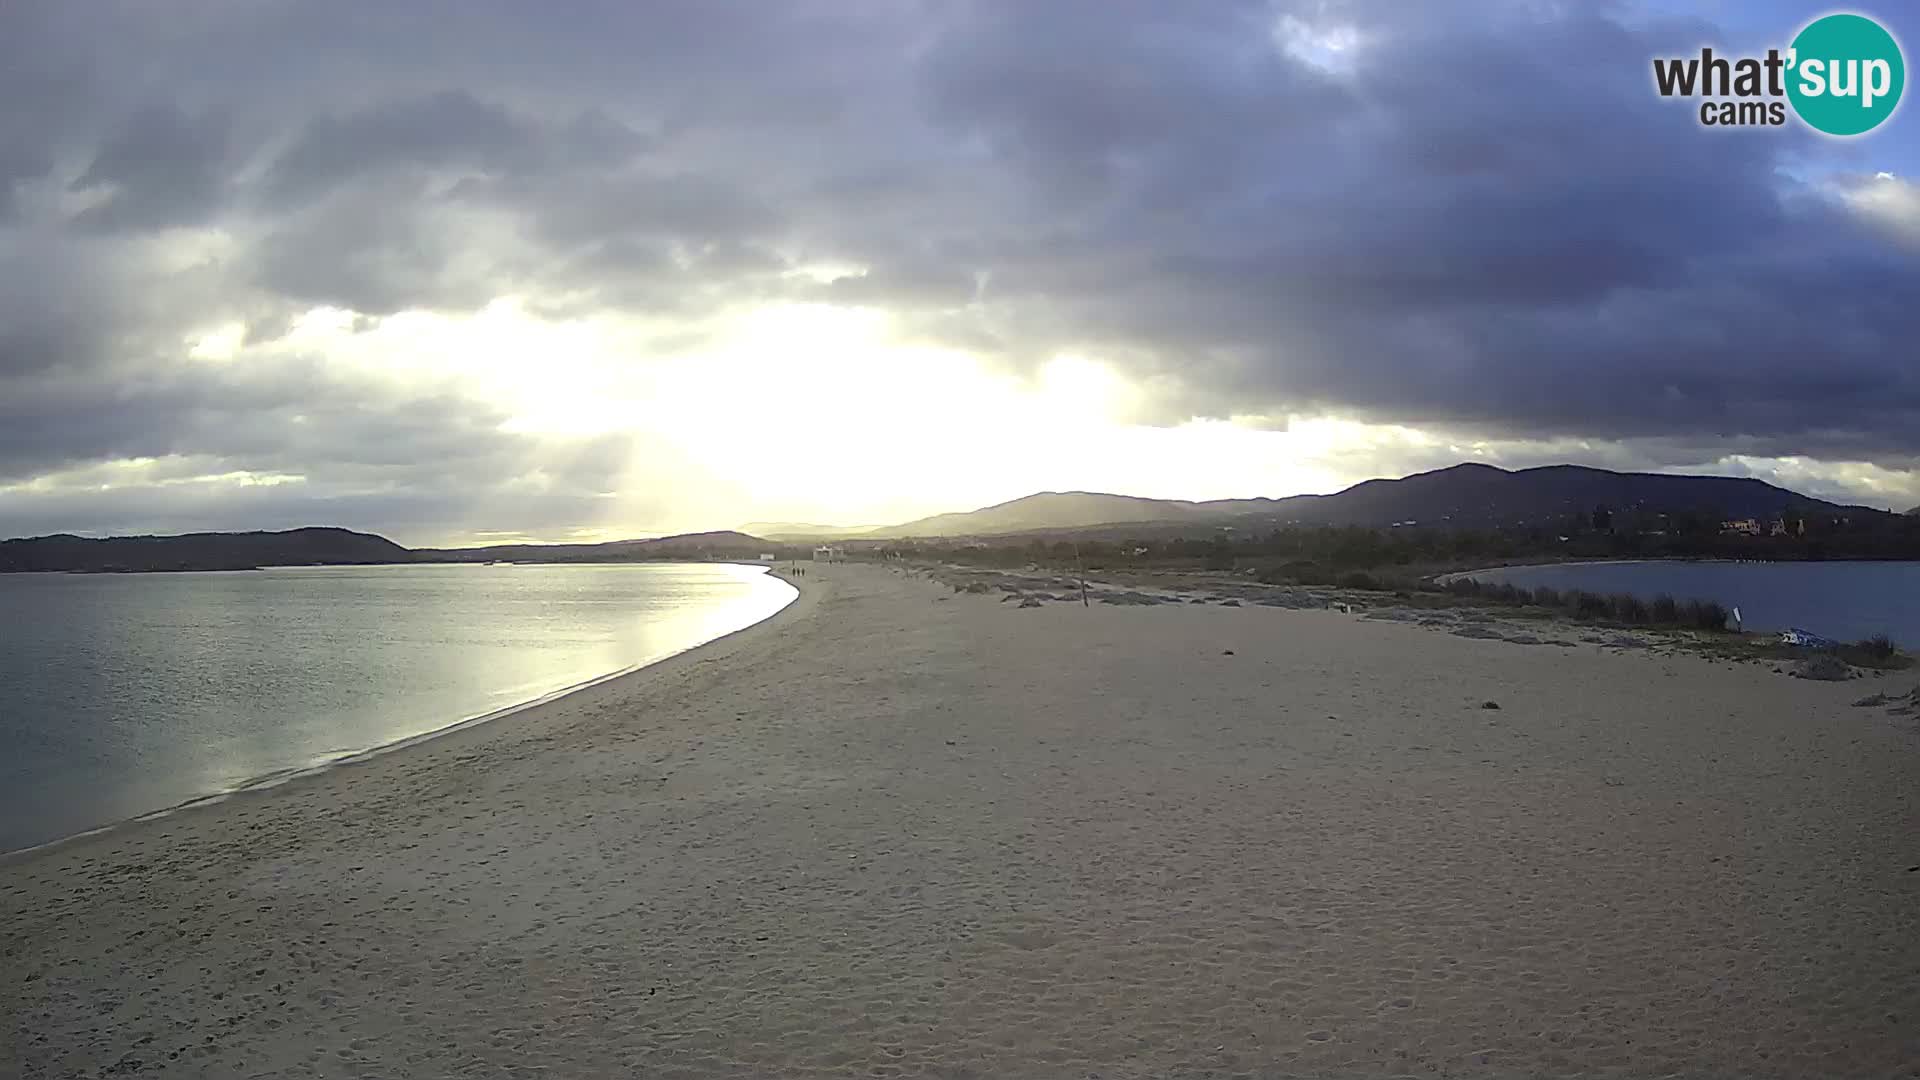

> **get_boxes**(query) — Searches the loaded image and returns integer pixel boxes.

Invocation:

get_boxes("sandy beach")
[5,561,1918,1079]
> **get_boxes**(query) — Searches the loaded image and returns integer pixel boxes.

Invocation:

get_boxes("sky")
[2,1,1917,546]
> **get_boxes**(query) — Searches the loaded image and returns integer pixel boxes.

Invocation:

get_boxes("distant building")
[1721,518,1762,536]
[812,545,841,562]
[758,553,776,562]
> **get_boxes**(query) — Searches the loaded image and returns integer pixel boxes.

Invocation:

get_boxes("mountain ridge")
[0,527,410,573]
[870,463,1877,538]
[411,530,771,563]
[0,528,774,574]
[737,522,881,542]
[4,463,1899,570]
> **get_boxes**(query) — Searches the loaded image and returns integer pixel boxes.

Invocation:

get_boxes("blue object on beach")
[1779,627,1840,648]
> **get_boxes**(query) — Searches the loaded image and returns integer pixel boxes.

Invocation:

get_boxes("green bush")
[1609,592,1650,624]
[1680,599,1730,630]
[1342,571,1732,634]
[1855,634,1897,660]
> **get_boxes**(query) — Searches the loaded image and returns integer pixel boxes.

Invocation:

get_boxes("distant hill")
[738,522,879,542]
[1254,462,1863,530]
[0,527,409,573]
[1908,505,1920,516]
[412,530,775,563]
[1,527,779,573]
[870,463,1872,539]
[7,465,1890,570]
[872,492,1254,538]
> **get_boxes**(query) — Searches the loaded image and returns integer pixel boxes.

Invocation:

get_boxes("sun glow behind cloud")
[136,291,1920,542]
[188,297,1379,531]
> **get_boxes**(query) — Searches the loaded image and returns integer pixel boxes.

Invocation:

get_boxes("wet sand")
[5,562,1918,1078]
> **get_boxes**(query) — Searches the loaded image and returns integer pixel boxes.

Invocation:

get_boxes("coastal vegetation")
[894,521,1917,656]
[879,508,1920,574]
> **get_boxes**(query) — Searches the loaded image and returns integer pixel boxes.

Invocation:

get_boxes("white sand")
[5,562,1918,1078]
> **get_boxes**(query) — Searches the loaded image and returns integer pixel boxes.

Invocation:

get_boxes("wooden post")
[1075,542,1089,607]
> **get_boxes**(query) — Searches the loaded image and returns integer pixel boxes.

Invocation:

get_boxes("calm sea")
[0,562,794,853]
[1458,560,1920,646]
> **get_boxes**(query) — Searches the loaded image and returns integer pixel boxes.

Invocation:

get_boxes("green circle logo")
[1787,13,1905,136]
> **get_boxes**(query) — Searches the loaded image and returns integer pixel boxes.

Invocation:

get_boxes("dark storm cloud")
[0,4,94,220]
[69,104,233,231]
[0,353,642,543]
[816,261,980,309]
[893,2,1920,458]
[262,91,539,207]
[3,0,1918,538]
[246,179,512,316]
[0,354,524,484]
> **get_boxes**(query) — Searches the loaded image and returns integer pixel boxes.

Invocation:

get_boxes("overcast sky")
[2,1,1917,545]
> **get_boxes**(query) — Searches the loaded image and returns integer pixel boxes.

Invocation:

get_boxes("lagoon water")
[0,562,794,853]
[1460,559,1920,647]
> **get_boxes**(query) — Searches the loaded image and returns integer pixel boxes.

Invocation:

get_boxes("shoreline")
[1431,553,1920,584]
[0,563,807,866]
[1430,554,1918,584]
[6,561,1915,1078]
[1430,558,1917,647]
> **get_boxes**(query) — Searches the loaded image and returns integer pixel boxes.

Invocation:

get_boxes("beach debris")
[1480,700,1501,710]
[1222,649,1235,656]
[1791,654,1853,681]
[1097,590,1166,606]
[1018,597,1044,608]
[1852,693,1890,707]
[1780,627,1841,648]
[1219,599,1241,607]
